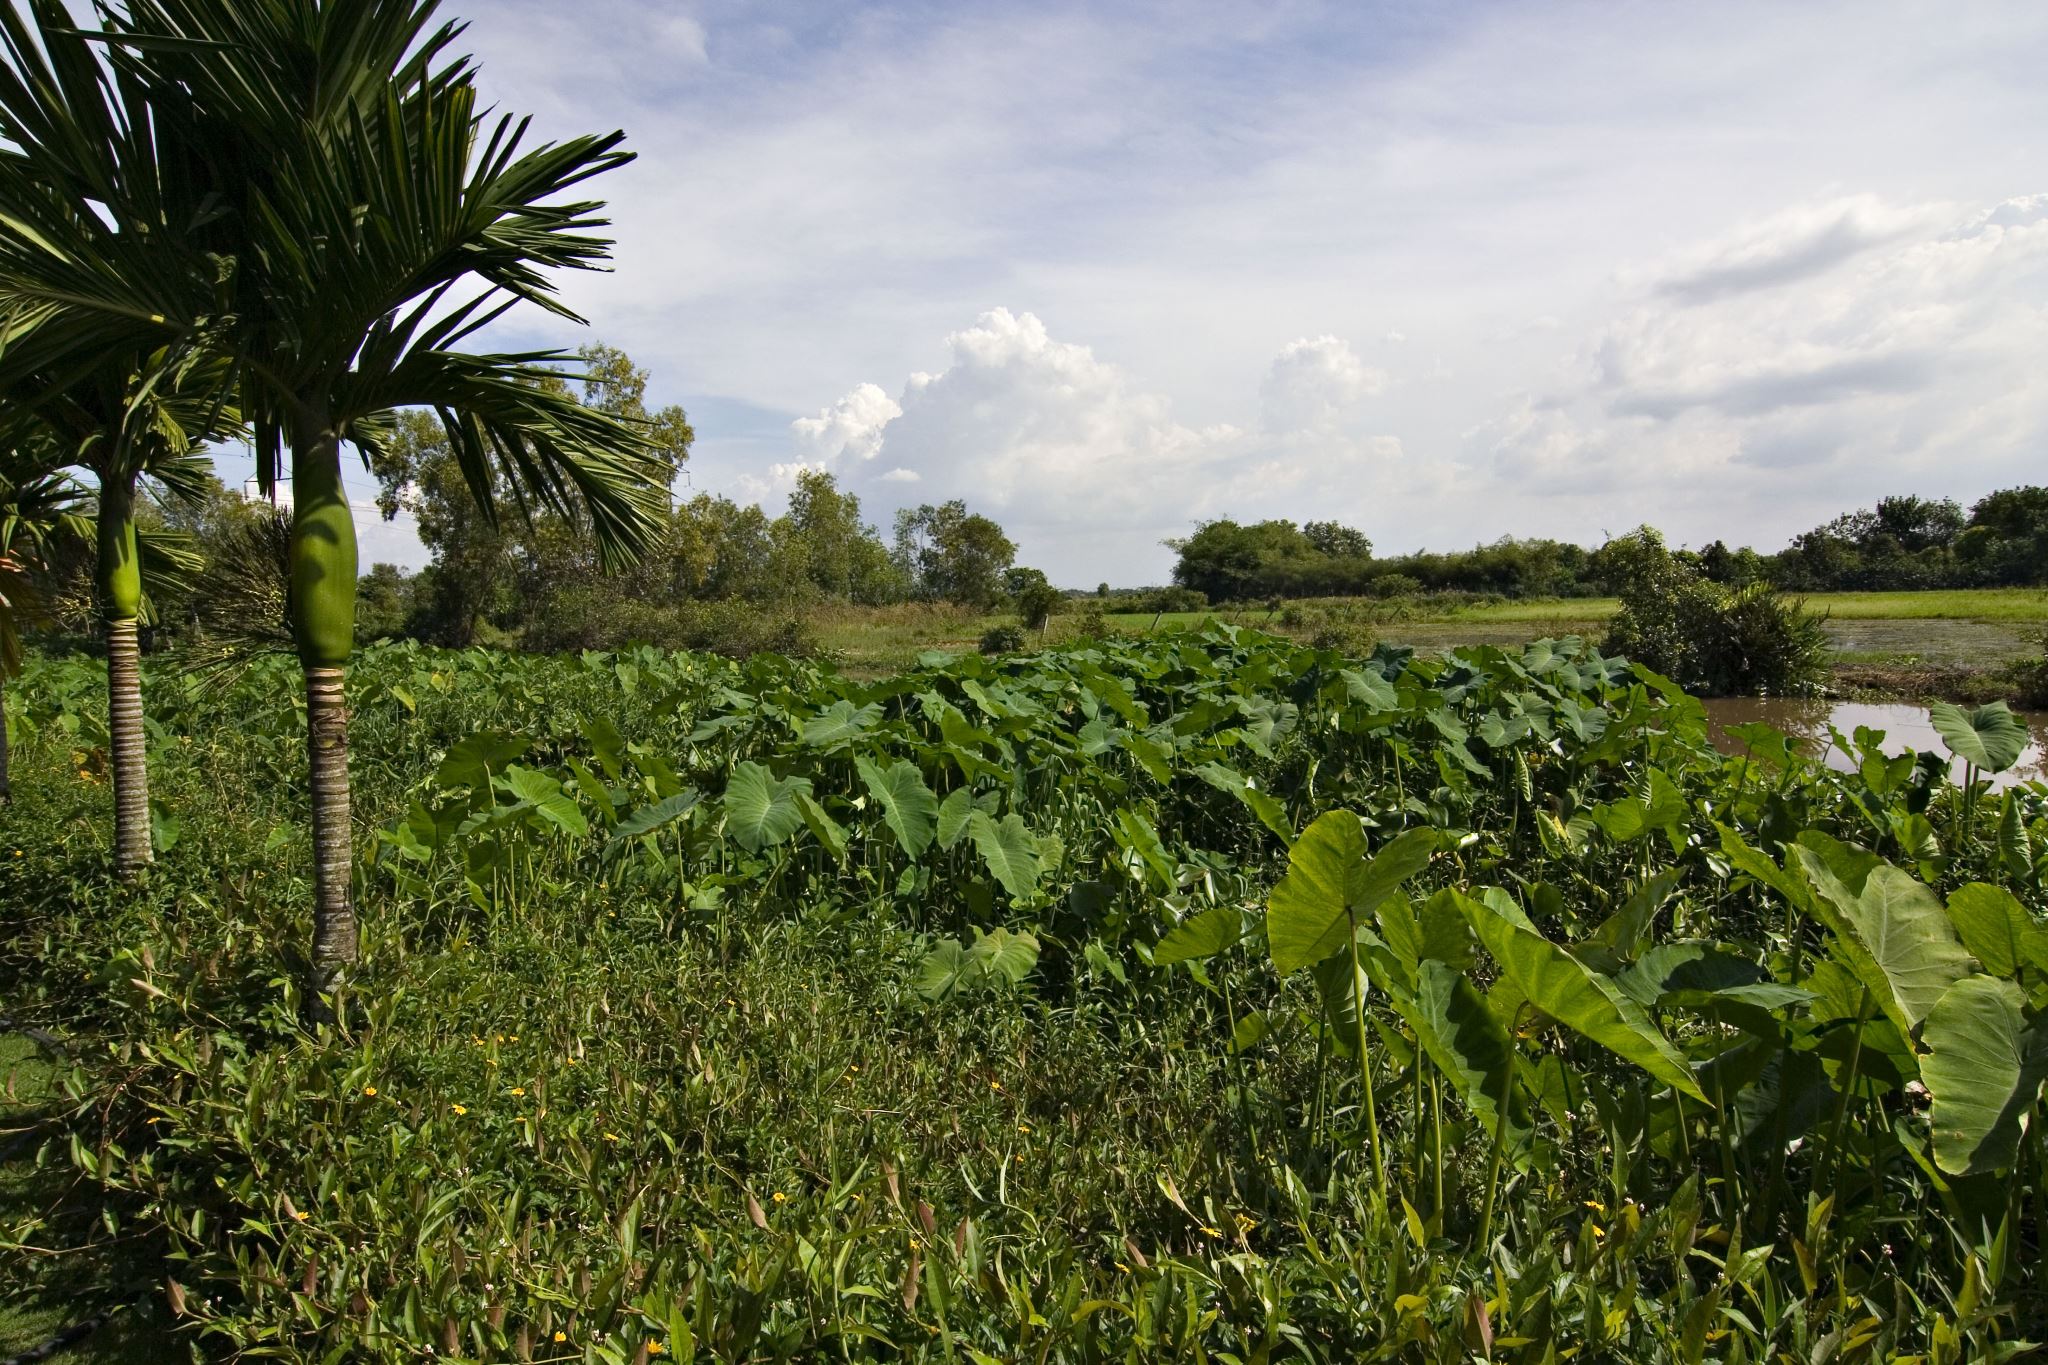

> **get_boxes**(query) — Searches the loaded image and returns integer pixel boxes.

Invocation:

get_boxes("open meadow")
[5,626,2047,1360]
[813,589,2048,685]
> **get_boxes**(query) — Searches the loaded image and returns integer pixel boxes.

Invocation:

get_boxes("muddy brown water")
[1703,699,2048,789]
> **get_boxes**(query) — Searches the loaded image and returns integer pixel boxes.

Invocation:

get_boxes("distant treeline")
[1166,488,2048,604]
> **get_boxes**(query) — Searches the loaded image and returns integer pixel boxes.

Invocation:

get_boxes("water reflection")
[1702,698,2048,790]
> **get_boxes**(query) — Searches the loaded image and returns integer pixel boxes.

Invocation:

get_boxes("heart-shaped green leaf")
[1266,814,1438,975]
[1928,700,2028,775]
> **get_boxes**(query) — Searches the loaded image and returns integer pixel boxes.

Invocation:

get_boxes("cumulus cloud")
[792,382,902,461]
[779,310,1423,581]
[1260,336,1386,432]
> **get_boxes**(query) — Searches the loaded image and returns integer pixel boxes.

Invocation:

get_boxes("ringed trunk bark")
[106,618,151,875]
[305,665,355,989]
[98,483,150,877]
[290,424,360,999]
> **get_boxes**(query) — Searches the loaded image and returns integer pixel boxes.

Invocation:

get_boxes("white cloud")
[1260,335,1386,432]
[792,382,902,461]
[792,312,1423,581]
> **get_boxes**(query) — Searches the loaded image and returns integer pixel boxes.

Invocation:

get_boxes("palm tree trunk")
[305,664,353,983]
[98,482,150,877]
[290,421,359,998]
[1,676,11,805]
[106,618,150,873]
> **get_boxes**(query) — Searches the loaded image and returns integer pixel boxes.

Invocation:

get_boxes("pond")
[1702,698,2048,789]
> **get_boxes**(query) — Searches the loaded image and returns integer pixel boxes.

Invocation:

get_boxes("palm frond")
[336,345,667,568]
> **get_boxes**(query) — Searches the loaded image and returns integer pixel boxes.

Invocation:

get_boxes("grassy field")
[817,589,2048,679]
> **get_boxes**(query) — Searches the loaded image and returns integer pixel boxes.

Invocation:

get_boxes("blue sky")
[253,0,2048,584]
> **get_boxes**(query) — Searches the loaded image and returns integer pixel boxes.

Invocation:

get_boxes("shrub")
[1130,586,1207,614]
[979,624,1025,654]
[1365,573,1422,599]
[1601,528,1828,696]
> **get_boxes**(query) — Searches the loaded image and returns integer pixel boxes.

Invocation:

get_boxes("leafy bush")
[1365,572,1421,599]
[1127,585,1207,614]
[978,623,1024,654]
[1602,527,1829,696]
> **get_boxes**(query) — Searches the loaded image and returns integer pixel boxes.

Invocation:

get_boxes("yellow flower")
[1200,1225,1220,1238]
[509,1087,526,1097]
[771,1191,788,1204]
[451,1104,468,1116]
[293,1211,310,1222]
[1590,1224,1606,1239]
[604,1132,621,1142]
[1115,1261,1131,1273]
[553,1330,567,1343]
[1017,1123,1032,1134]
[12,849,21,858]
[649,1344,667,1356]
[565,1056,578,1066]
[496,1034,505,1043]
[362,1086,377,1097]
[989,1080,1003,1092]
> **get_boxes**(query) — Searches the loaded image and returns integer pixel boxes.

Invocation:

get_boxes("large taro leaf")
[1920,975,2048,1175]
[502,766,587,839]
[1402,960,1529,1147]
[435,732,531,801]
[793,790,849,861]
[1266,814,1438,975]
[856,756,939,858]
[1459,889,1705,1100]
[1153,905,1248,965]
[1377,888,1477,976]
[914,927,1041,1001]
[613,789,703,841]
[935,787,976,851]
[1790,850,1973,1037]
[1927,700,2028,775]
[967,810,1044,900]
[1945,882,2048,979]
[800,699,884,747]
[723,761,811,853]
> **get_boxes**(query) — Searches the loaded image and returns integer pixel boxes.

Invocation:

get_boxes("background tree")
[1004,566,1062,633]
[778,469,903,604]
[894,500,1016,607]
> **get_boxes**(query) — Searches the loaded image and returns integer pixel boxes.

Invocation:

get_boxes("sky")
[256,0,2048,586]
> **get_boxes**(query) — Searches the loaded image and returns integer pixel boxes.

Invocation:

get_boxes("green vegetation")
[1166,491,2048,608]
[5,627,2047,1360]
[1599,528,1830,697]
[2,2,2046,1361]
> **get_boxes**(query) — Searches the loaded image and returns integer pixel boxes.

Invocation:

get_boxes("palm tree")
[0,0,665,994]
[0,435,90,805]
[20,366,232,873]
